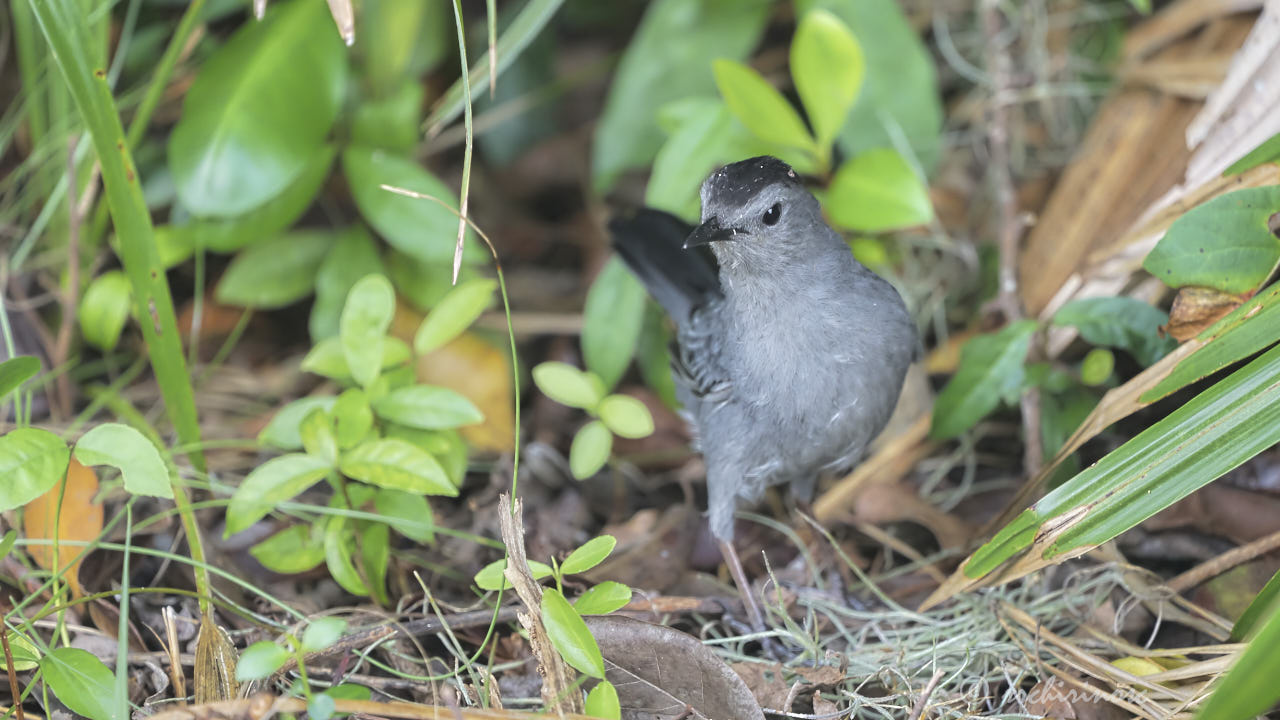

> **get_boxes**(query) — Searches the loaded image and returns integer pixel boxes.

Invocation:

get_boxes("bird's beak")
[684,217,745,249]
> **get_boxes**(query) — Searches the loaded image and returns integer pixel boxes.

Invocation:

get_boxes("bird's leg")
[717,538,768,634]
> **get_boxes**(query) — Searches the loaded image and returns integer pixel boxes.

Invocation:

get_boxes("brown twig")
[1,629,25,720]
[1169,527,1280,593]
[906,669,945,720]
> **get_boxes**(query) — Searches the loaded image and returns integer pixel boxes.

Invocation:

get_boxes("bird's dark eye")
[762,202,782,226]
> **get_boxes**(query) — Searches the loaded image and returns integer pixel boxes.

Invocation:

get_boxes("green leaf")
[1196,598,1280,720]
[301,617,347,653]
[585,680,622,720]
[570,421,613,480]
[636,304,680,410]
[1232,567,1280,641]
[340,274,396,388]
[371,384,484,429]
[1224,132,1280,176]
[235,641,290,681]
[311,227,386,341]
[225,453,331,535]
[74,422,172,498]
[598,395,654,439]
[644,99,738,220]
[561,535,617,575]
[825,149,933,232]
[413,278,497,354]
[1143,187,1280,293]
[931,321,1037,440]
[375,488,436,543]
[474,558,554,591]
[591,0,770,192]
[79,271,132,351]
[0,428,70,512]
[309,693,336,720]
[541,587,606,679]
[0,356,40,401]
[1053,297,1175,367]
[332,388,374,450]
[0,530,17,563]
[360,521,390,605]
[299,408,338,466]
[215,230,337,308]
[339,438,456,495]
[583,257,647,391]
[574,582,633,616]
[384,426,467,487]
[301,336,410,384]
[532,362,603,410]
[359,0,447,96]
[343,146,478,265]
[1126,0,1151,12]
[168,0,346,216]
[713,59,815,154]
[324,516,368,596]
[352,80,427,153]
[0,629,39,671]
[791,9,864,152]
[259,396,337,450]
[249,524,326,574]
[39,648,116,720]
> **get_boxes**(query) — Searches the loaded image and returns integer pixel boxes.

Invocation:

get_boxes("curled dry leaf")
[24,457,103,598]
[1163,286,1250,340]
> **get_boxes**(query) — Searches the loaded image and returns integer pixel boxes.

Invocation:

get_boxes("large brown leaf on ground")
[24,457,103,598]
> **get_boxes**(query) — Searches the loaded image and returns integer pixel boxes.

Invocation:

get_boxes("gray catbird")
[611,155,916,547]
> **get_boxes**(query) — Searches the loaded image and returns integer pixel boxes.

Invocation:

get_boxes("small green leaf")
[309,693,337,720]
[374,488,436,543]
[301,617,348,653]
[583,258,648,391]
[351,80,427,153]
[339,438,456,495]
[360,521,391,605]
[235,641,290,681]
[299,408,338,466]
[1143,187,1280,293]
[311,227,387,341]
[1193,590,1280,720]
[383,425,467,486]
[826,149,933,232]
[324,516,369,596]
[226,453,331,535]
[474,557,554,591]
[0,530,16,563]
[0,356,40,401]
[931,320,1037,440]
[541,587,606,679]
[301,336,410,384]
[1232,567,1280,641]
[79,271,132,351]
[532,362,603,410]
[598,395,654,439]
[713,59,815,154]
[340,274,396,388]
[371,384,484,429]
[331,388,374,449]
[0,629,39,671]
[413,278,497,354]
[0,428,71,513]
[215,231,336,308]
[1053,297,1175,367]
[249,524,326,574]
[1224,132,1280,176]
[574,582,633,616]
[570,421,613,480]
[585,680,622,720]
[1080,348,1114,387]
[792,9,864,151]
[74,422,172,498]
[1126,0,1151,14]
[259,396,337,450]
[39,648,116,720]
[562,535,617,575]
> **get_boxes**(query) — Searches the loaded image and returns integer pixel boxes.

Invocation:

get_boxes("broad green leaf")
[249,524,325,574]
[225,453,331,535]
[359,0,447,96]
[352,79,426,153]
[324,516,368,596]
[585,680,622,720]
[387,251,459,312]
[340,274,396,388]
[1232,567,1280,641]
[645,99,738,220]
[375,488,435,543]
[311,227,386,341]
[0,629,39,671]
[574,582,633,616]
[235,641,289,681]
[79,271,132,351]
[1053,297,1175,367]
[1126,0,1151,12]
[713,60,815,154]
[532,362,603,410]
[372,384,484,429]
[309,693,337,720]
[570,421,613,480]
[168,0,345,216]
[413,278,497,354]
[931,321,1036,440]
[301,617,347,653]
[332,388,374,449]
[591,0,770,192]
[798,0,943,172]
[383,425,467,486]
[474,558,554,591]
[215,230,336,308]
[74,423,172,498]
[561,535,617,575]
[825,149,933,232]
[0,428,70,512]
[343,146,478,265]
[299,408,338,466]
[1143,187,1280,293]
[598,395,654,439]
[1224,132,1280,175]
[0,356,40,400]
[360,521,390,605]
[259,396,336,450]
[541,587,606,679]
[302,336,410,384]
[338,438,456,495]
[1080,348,1115,386]
[583,258,647,391]
[39,648,116,720]
[636,304,680,410]
[1196,599,1280,720]
[792,9,864,151]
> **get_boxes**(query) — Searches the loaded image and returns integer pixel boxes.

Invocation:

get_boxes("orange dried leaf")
[24,458,103,597]
[1163,286,1250,341]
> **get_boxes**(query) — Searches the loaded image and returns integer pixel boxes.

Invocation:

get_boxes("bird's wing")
[672,300,732,406]
[608,209,720,323]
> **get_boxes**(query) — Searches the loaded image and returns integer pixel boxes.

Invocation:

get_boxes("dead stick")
[907,669,945,720]
[1169,528,1280,593]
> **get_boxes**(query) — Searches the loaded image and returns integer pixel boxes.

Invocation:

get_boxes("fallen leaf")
[1163,286,1250,340]
[24,458,103,598]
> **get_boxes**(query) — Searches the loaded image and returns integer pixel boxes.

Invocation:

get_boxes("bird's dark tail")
[608,208,720,321]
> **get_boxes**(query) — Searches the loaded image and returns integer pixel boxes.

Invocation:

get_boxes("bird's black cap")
[703,156,800,209]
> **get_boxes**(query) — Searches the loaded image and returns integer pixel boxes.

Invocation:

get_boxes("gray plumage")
[611,156,917,541]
